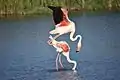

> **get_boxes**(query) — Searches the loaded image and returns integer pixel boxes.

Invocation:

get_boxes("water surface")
[0,12,120,80]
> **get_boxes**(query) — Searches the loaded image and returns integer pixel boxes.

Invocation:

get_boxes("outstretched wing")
[48,6,64,25]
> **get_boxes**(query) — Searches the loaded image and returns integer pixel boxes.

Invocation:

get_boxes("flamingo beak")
[76,46,81,53]
[76,51,79,53]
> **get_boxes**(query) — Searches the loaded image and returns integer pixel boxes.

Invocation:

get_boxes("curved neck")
[70,32,82,42]
[70,31,82,48]
[64,14,71,22]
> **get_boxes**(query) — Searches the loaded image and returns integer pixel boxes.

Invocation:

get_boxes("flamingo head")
[48,35,56,45]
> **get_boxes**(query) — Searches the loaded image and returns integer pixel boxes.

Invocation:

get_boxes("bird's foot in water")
[56,68,59,71]
[72,68,77,72]
[59,66,64,69]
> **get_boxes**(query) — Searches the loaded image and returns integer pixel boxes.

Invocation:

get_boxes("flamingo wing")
[48,6,64,25]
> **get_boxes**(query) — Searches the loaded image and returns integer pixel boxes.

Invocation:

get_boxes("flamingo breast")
[56,43,69,52]
[59,20,70,27]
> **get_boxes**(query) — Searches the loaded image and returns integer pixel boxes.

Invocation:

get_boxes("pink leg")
[59,54,64,68]
[56,53,60,71]
[63,52,77,71]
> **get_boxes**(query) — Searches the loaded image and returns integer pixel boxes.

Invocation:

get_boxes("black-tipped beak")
[47,6,61,11]
[48,6,53,8]
[76,51,79,53]
[47,6,57,11]
[47,6,54,10]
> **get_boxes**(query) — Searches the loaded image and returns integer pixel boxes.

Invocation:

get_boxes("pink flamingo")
[48,6,82,52]
[48,35,77,71]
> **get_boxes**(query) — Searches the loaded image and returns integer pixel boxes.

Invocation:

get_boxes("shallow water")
[0,12,120,80]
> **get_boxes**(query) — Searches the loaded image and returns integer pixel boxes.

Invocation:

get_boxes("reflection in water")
[47,68,83,80]
[47,68,71,72]
[57,70,83,80]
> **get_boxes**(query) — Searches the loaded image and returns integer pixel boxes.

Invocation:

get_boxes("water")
[0,12,120,80]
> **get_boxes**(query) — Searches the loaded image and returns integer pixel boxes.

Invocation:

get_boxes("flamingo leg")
[63,52,77,71]
[56,53,60,71]
[58,54,64,68]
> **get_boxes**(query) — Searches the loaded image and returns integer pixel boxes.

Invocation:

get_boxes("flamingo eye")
[49,40,52,44]
[66,9,68,11]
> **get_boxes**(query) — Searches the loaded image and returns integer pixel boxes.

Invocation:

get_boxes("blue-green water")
[0,12,120,80]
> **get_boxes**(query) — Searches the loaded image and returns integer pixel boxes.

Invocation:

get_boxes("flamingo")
[48,6,82,52]
[48,35,77,71]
